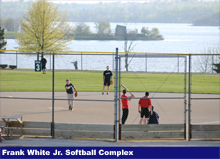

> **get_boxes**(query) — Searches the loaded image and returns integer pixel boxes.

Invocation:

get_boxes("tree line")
[1,1,219,26]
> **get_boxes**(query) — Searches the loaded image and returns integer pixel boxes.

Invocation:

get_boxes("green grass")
[5,31,17,39]
[0,70,219,94]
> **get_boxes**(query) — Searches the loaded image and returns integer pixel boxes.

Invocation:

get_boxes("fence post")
[187,54,191,141]
[50,53,51,70]
[16,51,18,70]
[114,48,119,142]
[178,55,179,73]
[145,54,147,72]
[52,53,55,138]
[118,56,121,126]
[184,56,187,140]
[112,53,114,70]
[81,53,83,70]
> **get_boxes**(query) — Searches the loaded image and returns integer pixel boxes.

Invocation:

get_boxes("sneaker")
[68,106,71,110]
[102,92,104,95]
[70,108,74,111]
[107,92,108,95]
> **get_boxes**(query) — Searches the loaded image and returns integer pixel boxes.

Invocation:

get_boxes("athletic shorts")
[104,81,110,86]
[42,64,46,69]
[140,107,149,118]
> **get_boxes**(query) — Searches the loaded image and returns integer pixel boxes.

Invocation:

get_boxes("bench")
[9,65,17,69]
[4,127,21,138]
[0,64,8,69]
[2,115,23,140]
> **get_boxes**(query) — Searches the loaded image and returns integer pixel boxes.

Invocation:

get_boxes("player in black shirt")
[102,66,113,95]
[41,56,47,74]
[65,79,77,111]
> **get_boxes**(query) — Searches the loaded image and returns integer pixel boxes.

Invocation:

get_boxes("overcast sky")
[2,0,145,3]
[2,0,217,3]
[50,0,142,3]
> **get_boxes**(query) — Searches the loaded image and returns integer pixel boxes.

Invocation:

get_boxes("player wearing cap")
[121,89,134,124]
[65,79,77,111]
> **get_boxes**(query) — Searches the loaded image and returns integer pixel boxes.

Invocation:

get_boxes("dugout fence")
[117,52,187,140]
[0,49,219,142]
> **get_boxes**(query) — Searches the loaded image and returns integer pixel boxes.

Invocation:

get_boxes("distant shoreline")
[4,33,164,41]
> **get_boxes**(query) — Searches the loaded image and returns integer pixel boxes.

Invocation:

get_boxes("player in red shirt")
[138,92,153,124]
[121,89,134,124]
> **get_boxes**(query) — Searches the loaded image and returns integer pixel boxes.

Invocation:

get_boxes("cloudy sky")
[2,0,146,3]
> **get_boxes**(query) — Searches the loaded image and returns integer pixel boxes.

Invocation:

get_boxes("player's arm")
[138,104,141,113]
[128,94,134,101]
[73,86,77,92]
[126,96,132,101]
[103,75,105,82]
[157,113,160,121]
[150,105,153,115]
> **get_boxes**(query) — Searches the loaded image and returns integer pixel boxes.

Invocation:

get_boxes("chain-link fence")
[0,51,219,140]
[118,54,187,126]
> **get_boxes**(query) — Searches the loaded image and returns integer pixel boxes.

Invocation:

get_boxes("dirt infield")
[0,92,219,125]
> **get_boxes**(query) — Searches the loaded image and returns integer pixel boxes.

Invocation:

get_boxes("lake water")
[1,23,219,73]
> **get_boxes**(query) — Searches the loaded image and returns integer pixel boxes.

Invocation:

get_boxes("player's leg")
[124,109,129,124]
[143,118,147,124]
[70,94,74,110]
[122,109,128,124]
[106,81,110,94]
[44,65,46,74]
[67,94,71,110]
[42,65,45,74]
[144,108,150,124]
[139,107,145,124]
[107,86,110,95]
[102,81,106,95]
[102,86,105,95]
[139,118,143,124]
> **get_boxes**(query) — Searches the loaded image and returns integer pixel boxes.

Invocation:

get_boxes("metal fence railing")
[0,50,219,141]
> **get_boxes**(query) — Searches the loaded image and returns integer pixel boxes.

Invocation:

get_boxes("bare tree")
[195,47,219,73]
[124,33,137,71]
[122,25,137,72]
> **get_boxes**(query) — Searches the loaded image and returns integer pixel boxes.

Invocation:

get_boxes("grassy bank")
[4,31,17,39]
[0,70,219,94]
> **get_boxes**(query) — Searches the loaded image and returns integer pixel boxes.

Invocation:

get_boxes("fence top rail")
[119,54,187,58]
[1,50,219,56]
[0,96,185,101]
[0,52,114,56]
[191,98,220,100]
[121,97,185,100]
[0,96,115,102]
